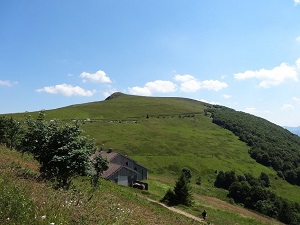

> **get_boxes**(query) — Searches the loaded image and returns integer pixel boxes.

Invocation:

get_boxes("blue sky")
[1,1,300,126]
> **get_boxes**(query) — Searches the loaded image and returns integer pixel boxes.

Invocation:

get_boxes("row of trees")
[0,112,108,189]
[215,170,300,225]
[206,106,300,186]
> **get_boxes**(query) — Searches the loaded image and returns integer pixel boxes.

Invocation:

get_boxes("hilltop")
[2,92,300,224]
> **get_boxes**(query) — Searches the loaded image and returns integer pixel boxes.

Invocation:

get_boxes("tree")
[161,169,193,206]
[173,171,193,206]
[181,167,192,182]
[0,116,23,149]
[5,117,24,149]
[0,116,7,144]
[228,181,251,203]
[20,111,98,189]
[161,189,176,205]
[259,172,270,187]
[91,155,109,186]
[214,170,237,189]
[214,170,226,188]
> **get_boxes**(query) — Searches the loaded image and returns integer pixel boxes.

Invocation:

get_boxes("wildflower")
[6,217,10,221]
[50,223,55,225]
[41,215,46,220]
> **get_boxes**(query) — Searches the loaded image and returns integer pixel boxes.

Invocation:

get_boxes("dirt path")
[146,198,207,224]
[195,194,284,225]
[145,194,284,225]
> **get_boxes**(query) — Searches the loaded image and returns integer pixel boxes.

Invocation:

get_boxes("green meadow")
[2,92,298,224]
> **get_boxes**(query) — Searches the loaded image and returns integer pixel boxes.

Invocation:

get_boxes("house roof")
[102,163,140,179]
[97,150,147,170]
[91,149,147,180]
[98,151,119,161]
[101,163,122,179]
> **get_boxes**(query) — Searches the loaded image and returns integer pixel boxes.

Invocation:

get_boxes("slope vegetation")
[3,92,300,224]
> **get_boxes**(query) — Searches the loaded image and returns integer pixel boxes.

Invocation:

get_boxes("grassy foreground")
[0,146,284,225]
[0,146,197,225]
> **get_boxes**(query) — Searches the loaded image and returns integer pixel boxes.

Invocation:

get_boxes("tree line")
[206,106,300,186]
[0,112,108,189]
[214,170,300,224]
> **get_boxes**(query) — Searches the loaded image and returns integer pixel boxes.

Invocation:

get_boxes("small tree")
[0,116,24,149]
[91,155,109,186]
[181,167,192,182]
[259,172,270,187]
[173,171,193,206]
[5,117,24,149]
[20,111,97,189]
[162,168,193,206]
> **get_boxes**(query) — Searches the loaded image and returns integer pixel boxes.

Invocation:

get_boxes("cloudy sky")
[1,1,300,126]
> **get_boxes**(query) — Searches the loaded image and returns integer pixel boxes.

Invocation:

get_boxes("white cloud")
[234,59,299,88]
[128,80,177,96]
[174,74,195,82]
[0,80,17,87]
[174,74,228,92]
[296,36,300,42]
[36,84,96,96]
[200,80,228,91]
[293,96,300,102]
[223,94,232,99]
[281,104,295,110]
[294,0,300,5]
[80,70,112,83]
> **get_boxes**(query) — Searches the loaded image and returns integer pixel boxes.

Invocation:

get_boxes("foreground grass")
[0,147,285,225]
[0,147,198,225]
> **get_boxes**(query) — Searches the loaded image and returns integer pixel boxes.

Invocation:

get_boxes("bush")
[19,111,105,189]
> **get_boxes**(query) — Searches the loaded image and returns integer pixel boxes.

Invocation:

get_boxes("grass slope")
[0,146,283,225]
[3,92,300,224]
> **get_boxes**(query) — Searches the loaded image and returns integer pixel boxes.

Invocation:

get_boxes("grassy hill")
[2,92,300,224]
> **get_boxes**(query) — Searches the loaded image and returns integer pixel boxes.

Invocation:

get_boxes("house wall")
[111,155,147,180]
[108,167,138,186]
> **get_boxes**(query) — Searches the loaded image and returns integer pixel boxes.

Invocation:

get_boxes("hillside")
[2,92,300,224]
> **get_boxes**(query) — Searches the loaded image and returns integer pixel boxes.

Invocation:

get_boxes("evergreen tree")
[173,171,193,206]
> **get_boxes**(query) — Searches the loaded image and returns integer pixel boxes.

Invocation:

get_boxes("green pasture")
[2,92,300,224]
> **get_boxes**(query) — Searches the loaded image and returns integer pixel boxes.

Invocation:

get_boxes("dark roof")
[101,163,122,178]
[98,151,119,161]
[91,150,147,180]
[98,150,147,170]
[102,163,140,179]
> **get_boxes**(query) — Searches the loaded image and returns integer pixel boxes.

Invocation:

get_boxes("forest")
[214,170,300,224]
[207,105,300,186]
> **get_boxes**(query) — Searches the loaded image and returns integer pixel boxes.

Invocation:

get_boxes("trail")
[194,194,284,225]
[146,198,208,224]
[145,194,284,225]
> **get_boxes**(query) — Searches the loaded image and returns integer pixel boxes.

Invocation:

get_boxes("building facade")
[98,150,147,187]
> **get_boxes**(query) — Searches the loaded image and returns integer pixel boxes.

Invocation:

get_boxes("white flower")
[50,223,55,225]
[41,215,46,220]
